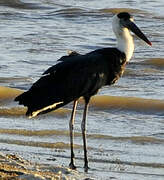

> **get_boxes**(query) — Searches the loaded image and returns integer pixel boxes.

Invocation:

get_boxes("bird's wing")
[15,52,107,116]
[15,48,124,117]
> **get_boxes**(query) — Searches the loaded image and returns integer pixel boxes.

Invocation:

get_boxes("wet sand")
[0,152,90,180]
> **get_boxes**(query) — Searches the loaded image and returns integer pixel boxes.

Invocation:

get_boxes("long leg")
[81,97,90,172]
[69,100,78,169]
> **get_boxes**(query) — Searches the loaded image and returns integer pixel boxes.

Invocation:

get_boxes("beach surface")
[0,152,91,180]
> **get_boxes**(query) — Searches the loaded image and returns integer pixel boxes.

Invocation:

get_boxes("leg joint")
[81,120,86,132]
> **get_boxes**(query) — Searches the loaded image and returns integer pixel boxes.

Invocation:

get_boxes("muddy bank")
[0,152,91,180]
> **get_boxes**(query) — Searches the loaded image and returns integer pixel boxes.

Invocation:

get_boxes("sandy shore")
[0,152,91,180]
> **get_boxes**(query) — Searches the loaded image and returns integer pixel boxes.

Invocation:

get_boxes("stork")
[15,12,152,172]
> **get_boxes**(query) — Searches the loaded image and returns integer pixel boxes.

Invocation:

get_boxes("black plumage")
[15,48,126,117]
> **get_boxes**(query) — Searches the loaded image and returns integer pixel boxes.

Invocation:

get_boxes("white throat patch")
[112,15,134,62]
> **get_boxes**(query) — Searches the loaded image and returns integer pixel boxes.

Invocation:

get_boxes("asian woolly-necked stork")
[15,12,152,172]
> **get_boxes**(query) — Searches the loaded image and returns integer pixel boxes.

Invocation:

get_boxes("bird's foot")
[84,164,89,172]
[69,162,76,170]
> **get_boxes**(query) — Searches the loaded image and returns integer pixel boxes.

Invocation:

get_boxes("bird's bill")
[126,20,152,46]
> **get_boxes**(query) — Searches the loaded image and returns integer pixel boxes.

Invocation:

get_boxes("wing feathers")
[15,48,124,117]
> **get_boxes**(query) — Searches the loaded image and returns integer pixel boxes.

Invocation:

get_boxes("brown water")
[0,0,164,179]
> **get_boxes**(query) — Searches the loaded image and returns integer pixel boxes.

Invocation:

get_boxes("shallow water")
[0,0,164,179]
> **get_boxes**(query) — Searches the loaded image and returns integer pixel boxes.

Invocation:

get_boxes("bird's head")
[112,12,152,46]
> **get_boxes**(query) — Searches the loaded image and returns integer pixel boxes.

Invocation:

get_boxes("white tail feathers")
[29,101,63,118]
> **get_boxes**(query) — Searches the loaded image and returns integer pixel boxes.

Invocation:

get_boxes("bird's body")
[16,48,126,117]
[15,12,151,171]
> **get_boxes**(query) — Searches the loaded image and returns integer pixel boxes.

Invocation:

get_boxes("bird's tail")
[15,90,64,118]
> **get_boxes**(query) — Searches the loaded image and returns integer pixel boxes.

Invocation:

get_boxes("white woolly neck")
[112,15,134,62]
